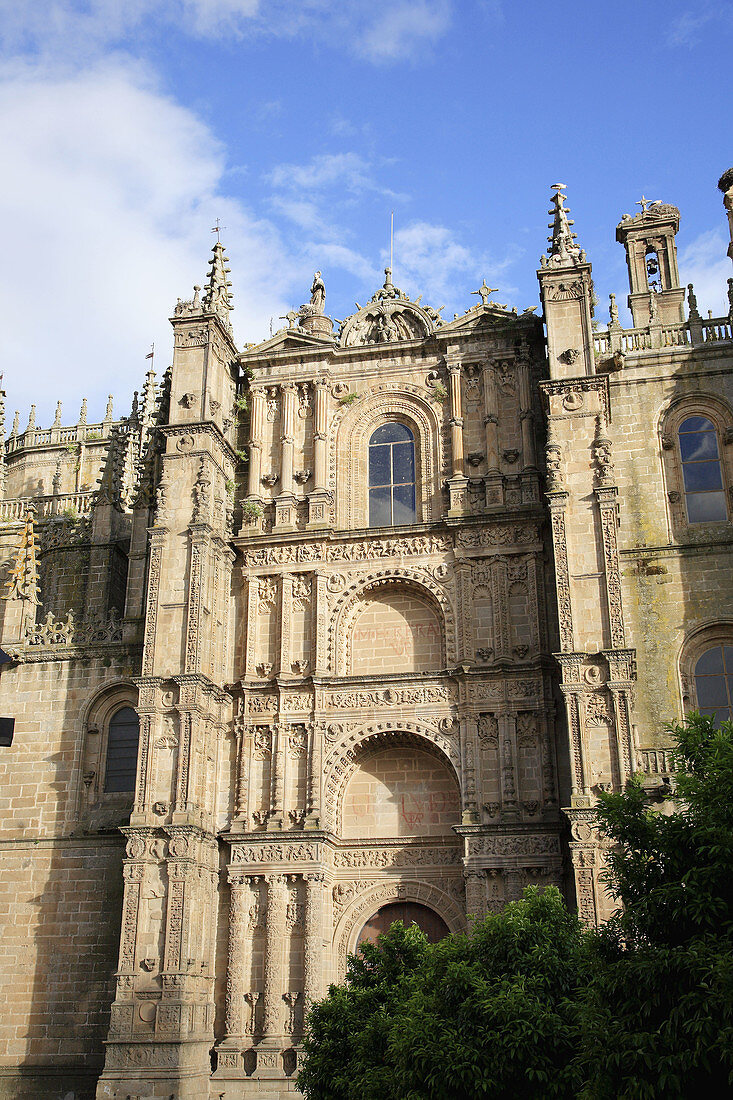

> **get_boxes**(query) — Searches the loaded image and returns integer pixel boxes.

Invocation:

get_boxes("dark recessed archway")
[358,901,450,946]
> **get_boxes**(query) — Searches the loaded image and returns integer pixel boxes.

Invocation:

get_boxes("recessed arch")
[334,880,466,977]
[73,679,139,822]
[658,392,733,534]
[329,569,456,674]
[323,724,462,834]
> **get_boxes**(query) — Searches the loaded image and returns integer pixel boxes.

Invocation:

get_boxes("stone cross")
[472,280,499,306]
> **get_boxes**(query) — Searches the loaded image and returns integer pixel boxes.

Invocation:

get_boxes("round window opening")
[357,902,449,947]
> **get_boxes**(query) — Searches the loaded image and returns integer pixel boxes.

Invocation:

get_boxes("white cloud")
[354,0,452,63]
[268,153,401,199]
[391,220,517,311]
[0,59,300,425]
[678,229,731,318]
[0,0,456,65]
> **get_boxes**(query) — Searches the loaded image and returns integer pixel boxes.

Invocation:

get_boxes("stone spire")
[543,183,583,267]
[202,240,234,332]
[3,505,41,605]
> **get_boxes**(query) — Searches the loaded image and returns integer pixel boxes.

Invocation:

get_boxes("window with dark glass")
[368,423,416,527]
[694,646,733,726]
[678,416,727,523]
[104,706,140,793]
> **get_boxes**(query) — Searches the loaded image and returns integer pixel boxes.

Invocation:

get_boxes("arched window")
[104,706,140,793]
[694,646,733,726]
[678,416,727,523]
[368,423,416,527]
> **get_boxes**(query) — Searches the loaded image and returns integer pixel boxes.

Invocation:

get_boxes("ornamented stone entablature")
[238,529,453,566]
[161,421,239,472]
[539,375,610,423]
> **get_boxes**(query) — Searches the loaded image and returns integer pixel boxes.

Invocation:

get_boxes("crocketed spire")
[202,240,234,332]
[545,183,582,265]
[3,505,40,605]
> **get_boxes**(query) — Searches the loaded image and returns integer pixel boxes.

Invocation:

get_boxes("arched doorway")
[358,901,450,946]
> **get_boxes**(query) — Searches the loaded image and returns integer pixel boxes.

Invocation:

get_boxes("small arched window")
[678,416,727,523]
[694,646,733,726]
[368,423,416,527]
[104,706,140,793]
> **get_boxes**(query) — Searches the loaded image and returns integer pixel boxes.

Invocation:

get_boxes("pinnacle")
[546,183,581,263]
[202,239,234,331]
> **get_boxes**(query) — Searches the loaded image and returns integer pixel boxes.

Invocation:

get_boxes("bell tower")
[615,198,685,327]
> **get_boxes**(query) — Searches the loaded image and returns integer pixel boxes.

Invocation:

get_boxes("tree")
[298,887,588,1100]
[299,714,733,1100]
[577,712,733,1098]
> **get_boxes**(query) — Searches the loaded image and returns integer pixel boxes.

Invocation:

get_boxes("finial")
[104,395,114,423]
[384,267,393,287]
[52,455,62,496]
[130,391,140,422]
[11,411,19,438]
[3,505,41,605]
[687,283,701,320]
[636,195,660,214]
[78,399,87,425]
[211,218,226,242]
[280,310,299,328]
[728,278,733,316]
[202,241,233,330]
[52,401,62,428]
[26,405,36,431]
[472,280,499,307]
[546,183,581,264]
[609,292,619,324]
[192,285,201,309]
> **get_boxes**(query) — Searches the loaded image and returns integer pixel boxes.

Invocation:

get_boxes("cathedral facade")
[1,170,732,1100]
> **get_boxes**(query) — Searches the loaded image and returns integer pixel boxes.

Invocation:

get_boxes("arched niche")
[330,570,455,675]
[332,388,445,529]
[340,741,461,840]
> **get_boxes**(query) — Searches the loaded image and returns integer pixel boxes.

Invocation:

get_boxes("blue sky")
[1,0,732,425]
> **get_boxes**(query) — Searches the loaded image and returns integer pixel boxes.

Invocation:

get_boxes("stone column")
[499,713,519,817]
[270,724,286,829]
[460,715,479,824]
[448,362,464,477]
[279,383,296,496]
[248,387,266,496]
[263,874,287,1036]
[518,358,536,470]
[313,572,329,674]
[304,722,322,829]
[482,358,502,506]
[547,493,574,653]
[225,872,252,1039]
[279,572,293,676]
[313,379,329,490]
[446,356,469,514]
[463,868,486,921]
[233,719,249,822]
[303,872,326,1008]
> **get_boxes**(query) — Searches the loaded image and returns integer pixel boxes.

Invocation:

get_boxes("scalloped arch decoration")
[322,723,461,834]
[329,568,456,674]
[334,880,466,978]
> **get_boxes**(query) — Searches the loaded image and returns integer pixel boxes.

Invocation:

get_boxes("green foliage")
[338,392,359,406]
[595,711,733,947]
[300,715,733,1100]
[234,448,249,465]
[430,380,448,402]
[240,500,263,523]
[298,888,587,1100]
[234,394,249,412]
[224,479,236,496]
[574,712,733,1097]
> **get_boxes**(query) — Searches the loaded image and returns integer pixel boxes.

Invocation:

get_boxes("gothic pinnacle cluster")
[541,183,586,267]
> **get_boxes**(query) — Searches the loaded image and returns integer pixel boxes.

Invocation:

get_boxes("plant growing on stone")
[338,392,359,406]
[240,500,263,523]
[430,380,448,402]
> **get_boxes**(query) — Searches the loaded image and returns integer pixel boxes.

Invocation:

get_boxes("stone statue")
[310,271,326,314]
